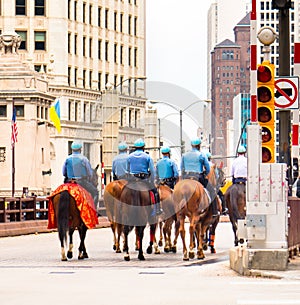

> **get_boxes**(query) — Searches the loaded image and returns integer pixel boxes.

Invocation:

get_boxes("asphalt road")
[0,222,300,305]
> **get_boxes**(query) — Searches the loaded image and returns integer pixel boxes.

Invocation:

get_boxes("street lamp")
[148,99,212,155]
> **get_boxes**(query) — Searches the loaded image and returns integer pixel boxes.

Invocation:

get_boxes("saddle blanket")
[47,183,99,230]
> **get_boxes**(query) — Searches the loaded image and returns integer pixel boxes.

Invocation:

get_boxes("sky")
[146,0,213,100]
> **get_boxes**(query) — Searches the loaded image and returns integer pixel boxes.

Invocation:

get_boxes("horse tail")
[58,190,70,247]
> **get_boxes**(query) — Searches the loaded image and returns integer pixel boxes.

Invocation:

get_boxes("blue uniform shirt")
[112,152,128,178]
[181,148,210,174]
[62,151,93,179]
[156,156,179,179]
[127,149,156,181]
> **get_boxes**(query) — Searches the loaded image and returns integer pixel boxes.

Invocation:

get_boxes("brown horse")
[49,186,98,261]
[157,183,179,253]
[173,164,223,260]
[119,178,158,261]
[224,182,246,246]
[103,179,128,253]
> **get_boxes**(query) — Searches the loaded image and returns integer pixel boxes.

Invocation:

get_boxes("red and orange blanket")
[47,183,99,229]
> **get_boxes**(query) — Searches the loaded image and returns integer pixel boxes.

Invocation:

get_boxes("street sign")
[274,76,299,110]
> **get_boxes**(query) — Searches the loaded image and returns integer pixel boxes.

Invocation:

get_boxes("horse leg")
[78,224,88,259]
[178,215,188,261]
[197,223,206,260]
[115,223,123,253]
[188,220,196,259]
[111,222,117,251]
[136,226,146,260]
[163,219,172,253]
[159,221,163,247]
[147,223,160,255]
[67,227,75,259]
[60,236,67,261]
[123,225,131,261]
[209,218,219,253]
[172,218,180,253]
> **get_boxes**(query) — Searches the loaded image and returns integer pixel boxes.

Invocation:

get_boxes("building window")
[98,40,101,59]
[68,33,71,53]
[89,70,92,89]
[105,8,109,28]
[114,11,117,31]
[89,5,92,24]
[74,68,78,86]
[120,13,123,32]
[128,47,131,66]
[98,72,101,90]
[134,47,137,67]
[0,147,6,163]
[98,7,101,27]
[83,36,86,56]
[74,34,77,54]
[34,65,47,72]
[34,31,46,50]
[74,1,77,20]
[105,41,109,61]
[68,67,71,85]
[83,69,86,88]
[16,31,27,50]
[114,43,117,63]
[16,0,26,15]
[89,38,92,57]
[68,0,71,19]
[15,105,24,117]
[35,0,45,16]
[120,45,123,64]
[83,2,86,23]
[134,17,137,36]
[128,15,132,34]
[0,105,7,117]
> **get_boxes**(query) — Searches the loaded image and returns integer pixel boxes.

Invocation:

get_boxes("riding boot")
[218,190,228,215]
[205,182,219,217]
[151,189,163,216]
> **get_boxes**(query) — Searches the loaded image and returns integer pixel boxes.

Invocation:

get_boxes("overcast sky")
[146,0,213,100]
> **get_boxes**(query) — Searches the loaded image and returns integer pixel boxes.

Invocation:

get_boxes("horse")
[103,179,128,253]
[156,183,179,253]
[119,177,158,261]
[173,164,223,261]
[202,165,226,253]
[48,184,98,261]
[48,166,99,261]
[224,182,246,246]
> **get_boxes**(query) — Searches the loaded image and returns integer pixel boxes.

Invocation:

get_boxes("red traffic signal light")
[257,61,275,163]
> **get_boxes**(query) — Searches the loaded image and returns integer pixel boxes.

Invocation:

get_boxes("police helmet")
[161,146,171,154]
[237,145,246,153]
[191,137,201,146]
[134,138,145,148]
[118,142,128,151]
[71,141,82,150]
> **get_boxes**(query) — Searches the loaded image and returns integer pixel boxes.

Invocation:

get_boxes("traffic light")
[257,60,275,163]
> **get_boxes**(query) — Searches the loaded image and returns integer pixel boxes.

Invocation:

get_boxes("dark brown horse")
[119,178,158,261]
[224,182,246,246]
[50,188,98,261]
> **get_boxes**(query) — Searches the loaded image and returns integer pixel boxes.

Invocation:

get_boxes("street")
[0,222,300,305]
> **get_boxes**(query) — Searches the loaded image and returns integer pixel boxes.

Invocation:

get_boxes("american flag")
[11,107,18,148]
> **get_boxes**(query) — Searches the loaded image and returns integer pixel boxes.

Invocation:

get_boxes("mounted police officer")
[156,146,179,189]
[127,138,163,216]
[112,142,128,180]
[62,141,98,208]
[181,138,219,217]
[231,145,247,184]
[207,151,228,215]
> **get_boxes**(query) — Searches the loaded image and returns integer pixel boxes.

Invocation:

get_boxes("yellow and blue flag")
[50,99,61,133]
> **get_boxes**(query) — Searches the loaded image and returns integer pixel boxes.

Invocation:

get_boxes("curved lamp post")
[106,76,147,95]
[148,99,212,155]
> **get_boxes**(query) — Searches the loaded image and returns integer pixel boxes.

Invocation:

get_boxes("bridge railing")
[0,196,49,223]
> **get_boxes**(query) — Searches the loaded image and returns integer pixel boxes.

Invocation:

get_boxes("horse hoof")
[138,254,145,261]
[155,249,161,254]
[202,243,208,251]
[146,246,152,254]
[78,255,84,260]
[67,251,73,259]
[113,245,117,251]
[210,247,216,254]
[116,249,122,253]
[61,257,67,261]
[124,255,130,261]
[183,257,189,261]
[83,253,89,259]
[171,246,177,253]
[164,247,170,253]
[189,251,195,259]
[158,241,163,247]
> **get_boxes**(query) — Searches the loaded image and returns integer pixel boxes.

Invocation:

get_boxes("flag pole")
[12,99,15,198]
